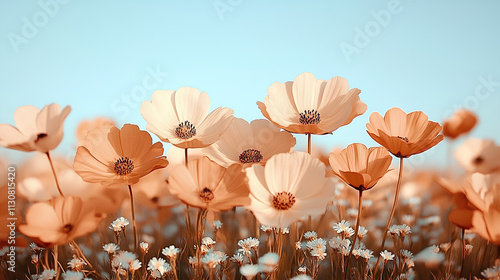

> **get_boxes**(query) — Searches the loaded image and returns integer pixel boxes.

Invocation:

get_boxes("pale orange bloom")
[19,196,102,247]
[18,154,127,215]
[328,143,392,191]
[73,124,168,187]
[454,138,500,174]
[168,157,250,212]
[134,169,180,209]
[141,87,234,148]
[0,103,71,153]
[202,118,296,168]
[75,117,115,145]
[442,109,478,139]
[366,107,444,158]
[257,72,366,135]
[246,152,335,228]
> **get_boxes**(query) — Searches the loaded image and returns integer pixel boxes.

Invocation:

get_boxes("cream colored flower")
[141,87,234,148]
[0,103,71,153]
[257,72,366,135]
[202,118,296,168]
[454,138,500,174]
[246,152,334,228]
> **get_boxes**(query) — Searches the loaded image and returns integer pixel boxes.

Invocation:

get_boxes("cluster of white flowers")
[306,238,327,260]
[147,257,171,279]
[200,250,228,269]
[332,220,354,238]
[238,237,260,255]
[388,224,412,237]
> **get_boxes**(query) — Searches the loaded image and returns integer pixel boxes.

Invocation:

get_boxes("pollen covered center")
[397,136,409,143]
[114,157,134,175]
[272,191,296,210]
[175,121,196,139]
[200,187,215,202]
[299,110,321,125]
[239,149,263,164]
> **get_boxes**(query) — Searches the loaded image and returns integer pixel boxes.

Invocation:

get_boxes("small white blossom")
[139,242,150,254]
[212,220,223,230]
[39,270,56,280]
[62,271,84,280]
[304,231,317,241]
[481,266,500,279]
[103,243,120,254]
[258,252,279,273]
[380,250,395,262]
[147,257,171,278]
[162,245,180,259]
[360,249,374,261]
[260,225,273,233]
[357,226,368,239]
[129,259,142,271]
[240,264,261,280]
[67,255,86,271]
[332,220,351,234]
[109,217,129,232]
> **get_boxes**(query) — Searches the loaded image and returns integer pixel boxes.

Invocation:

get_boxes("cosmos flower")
[19,196,102,247]
[454,138,500,174]
[366,107,443,158]
[328,143,392,191]
[140,87,234,148]
[168,156,250,211]
[202,118,296,168]
[0,103,71,153]
[257,72,366,134]
[73,124,168,187]
[442,109,477,139]
[246,152,334,228]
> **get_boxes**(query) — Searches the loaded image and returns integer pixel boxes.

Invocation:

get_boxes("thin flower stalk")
[128,185,138,254]
[344,190,363,280]
[46,152,64,197]
[374,157,404,275]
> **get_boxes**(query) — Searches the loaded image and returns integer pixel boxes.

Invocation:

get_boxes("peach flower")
[257,72,366,135]
[246,152,334,228]
[202,118,296,168]
[454,138,500,174]
[73,124,168,187]
[141,87,234,148]
[19,196,102,247]
[168,157,250,212]
[366,107,444,158]
[328,143,392,191]
[0,103,71,153]
[442,109,478,139]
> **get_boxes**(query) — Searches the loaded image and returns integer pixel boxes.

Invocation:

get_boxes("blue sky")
[1,0,500,168]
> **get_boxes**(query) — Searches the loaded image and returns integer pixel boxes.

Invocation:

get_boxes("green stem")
[374,157,404,276]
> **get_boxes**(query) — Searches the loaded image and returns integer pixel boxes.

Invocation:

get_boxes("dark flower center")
[272,191,296,210]
[239,149,263,164]
[114,157,134,175]
[473,156,484,165]
[200,187,215,202]
[35,133,48,143]
[397,136,409,143]
[175,121,196,139]
[62,223,74,233]
[299,110,321,125]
